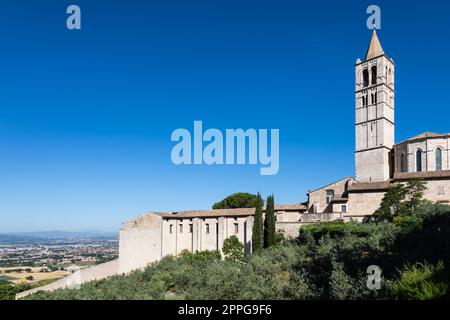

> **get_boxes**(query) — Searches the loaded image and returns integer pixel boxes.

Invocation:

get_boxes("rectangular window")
[189,224,193,233]
[206,224,210,234]
[438,186,445,195]
[341,205,347,213]
[179,224,183,233]
[234,223,239,234]
[326,190,334,204]
[169,225,173,234]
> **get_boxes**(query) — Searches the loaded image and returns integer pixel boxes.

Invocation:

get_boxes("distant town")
[0,231,118,285]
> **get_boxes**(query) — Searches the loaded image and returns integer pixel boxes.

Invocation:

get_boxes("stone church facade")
[117,29,450,274]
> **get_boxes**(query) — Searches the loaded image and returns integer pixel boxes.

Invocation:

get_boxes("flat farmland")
[0,267,68,284]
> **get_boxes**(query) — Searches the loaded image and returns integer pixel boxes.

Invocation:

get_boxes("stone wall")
[16,259,119,299]
[119,213,163,274]
[347,191,385,217]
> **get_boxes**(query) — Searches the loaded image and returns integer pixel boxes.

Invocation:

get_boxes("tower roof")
[365,29,384,61]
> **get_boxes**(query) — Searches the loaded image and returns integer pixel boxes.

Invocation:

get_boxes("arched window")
[363,69,369,87]
[400,153,407,172]
[371,66,377,85]
[416,149,423,172]
[436,148,442,171]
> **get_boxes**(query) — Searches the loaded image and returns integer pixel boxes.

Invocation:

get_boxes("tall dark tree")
[264,195,276,248]
[252,193,264,253]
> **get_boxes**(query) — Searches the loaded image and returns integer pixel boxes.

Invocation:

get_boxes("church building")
[117,29,450,274]
[307,28,450,220]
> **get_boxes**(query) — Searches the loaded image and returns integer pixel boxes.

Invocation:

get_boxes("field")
[0,267,68,284]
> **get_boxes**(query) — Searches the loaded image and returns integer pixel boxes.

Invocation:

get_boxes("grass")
[0,275,17,281]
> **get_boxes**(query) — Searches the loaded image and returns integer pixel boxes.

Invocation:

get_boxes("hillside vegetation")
[24,199,450,300]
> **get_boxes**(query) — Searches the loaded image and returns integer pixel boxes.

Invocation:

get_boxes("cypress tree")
[264,195,276,248]
[252,193,264,253]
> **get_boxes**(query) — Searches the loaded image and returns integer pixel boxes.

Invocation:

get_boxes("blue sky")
[1,0,449,232]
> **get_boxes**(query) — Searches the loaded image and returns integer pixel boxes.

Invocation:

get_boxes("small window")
[341,205,347,213]
[371,66,377,85]
[438,186,445,195]
[400,153,407,172]
[436,148,442,171]
[189,224,193,233]
[326,190,334,204]
[234,223,239,234]
[206,224,210,234]
[363,69,369,87]
[169,225,173,234]
[179,224,183,233]
[416,149,423,172]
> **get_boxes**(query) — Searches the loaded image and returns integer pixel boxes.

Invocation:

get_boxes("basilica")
[116,29,450,274]
[306,29,450,220]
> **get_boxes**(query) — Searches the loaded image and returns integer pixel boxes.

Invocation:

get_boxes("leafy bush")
[0,284,18,300]
[391,261,449,300]
[222,236,244,262]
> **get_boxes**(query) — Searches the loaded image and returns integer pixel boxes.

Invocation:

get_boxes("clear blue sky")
[1,0,449,232]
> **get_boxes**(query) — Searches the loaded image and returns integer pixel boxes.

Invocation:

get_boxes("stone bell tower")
[354,28,395,182]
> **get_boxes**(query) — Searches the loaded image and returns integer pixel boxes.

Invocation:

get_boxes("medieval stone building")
[117,29,450,273]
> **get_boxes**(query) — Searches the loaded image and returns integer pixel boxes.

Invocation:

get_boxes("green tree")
[374,184,407,221]
[403,179,427,213]
[212,192,258,209]
[373,179,427,221]
[252,193,264,252]
[222,236,244,262]
[391,261,448,300]
[264,195,276,248]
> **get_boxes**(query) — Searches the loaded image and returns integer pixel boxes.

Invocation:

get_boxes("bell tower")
[355,28,395,182]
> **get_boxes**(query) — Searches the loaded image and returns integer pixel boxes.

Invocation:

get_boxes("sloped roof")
[308,177,354,194]
[365,29,384,61]
[394,170,450,181]
[157,203,308,219]
[398,132,450,144]
[348,181,392,192]
[330,195,349,202]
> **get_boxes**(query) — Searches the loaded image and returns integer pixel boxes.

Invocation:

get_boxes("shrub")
[222,236,244,262]
[390,261,449,300]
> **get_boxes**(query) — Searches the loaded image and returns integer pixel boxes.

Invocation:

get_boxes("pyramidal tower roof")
[365,28,384,61]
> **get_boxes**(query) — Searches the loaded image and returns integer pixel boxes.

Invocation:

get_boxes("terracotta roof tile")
[397,132,450,144]
[348,181,392,192]
[156,203,307,219]
[394,170,450,180]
